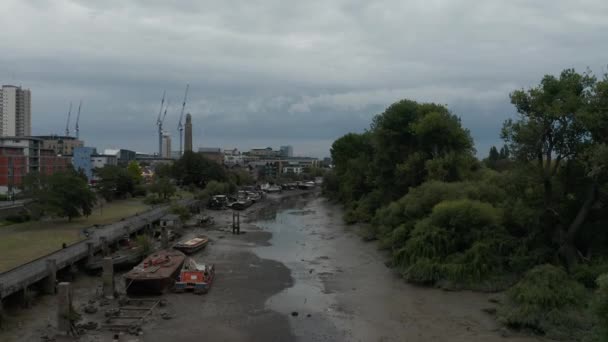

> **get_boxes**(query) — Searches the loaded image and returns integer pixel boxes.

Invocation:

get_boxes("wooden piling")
[56,282,72,334]
[102,257,115,299]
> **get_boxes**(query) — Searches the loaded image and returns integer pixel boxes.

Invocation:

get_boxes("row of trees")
[324,69,608,340]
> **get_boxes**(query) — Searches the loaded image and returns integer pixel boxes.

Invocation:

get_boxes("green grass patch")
[0,198,149,273]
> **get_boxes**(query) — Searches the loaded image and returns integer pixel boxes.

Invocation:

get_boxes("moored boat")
[173,235,209,254]
[124,249,186,295]
[174,258,215,294]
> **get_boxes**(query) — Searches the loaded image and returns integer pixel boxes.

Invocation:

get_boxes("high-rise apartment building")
[0,85,31,137]
[280,145,293,158]
[162,134,172,158]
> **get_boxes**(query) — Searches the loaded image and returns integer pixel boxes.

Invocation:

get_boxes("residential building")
[199,147,223,164]
[162,134,172,159]
[0,85,31,137]
[224,148,244,166]
[280,145,293,158]
[283,166,303,174]
[184,113,193,152]
[91,154,117,169]
[36,135,84,155]
[0,137,70,191]
[72,147,97,181]
[248,147,280,158]
[103,149,136,166]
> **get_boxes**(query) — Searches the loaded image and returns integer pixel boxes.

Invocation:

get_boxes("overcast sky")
[1,0,607,158]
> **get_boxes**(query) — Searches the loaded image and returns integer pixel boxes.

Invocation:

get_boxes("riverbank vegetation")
[323,69,608,340]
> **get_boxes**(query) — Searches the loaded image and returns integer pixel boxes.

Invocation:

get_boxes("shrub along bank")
[323,69,608,340]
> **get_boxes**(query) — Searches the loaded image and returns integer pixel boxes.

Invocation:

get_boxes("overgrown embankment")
[323,69,608,340]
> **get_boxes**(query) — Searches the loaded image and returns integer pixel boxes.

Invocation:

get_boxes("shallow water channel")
[252,194,542,342]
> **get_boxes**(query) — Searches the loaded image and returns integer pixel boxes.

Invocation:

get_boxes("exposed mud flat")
[0,191,544,341]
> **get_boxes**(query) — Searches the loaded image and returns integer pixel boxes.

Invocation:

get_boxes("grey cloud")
[1,0,606,157]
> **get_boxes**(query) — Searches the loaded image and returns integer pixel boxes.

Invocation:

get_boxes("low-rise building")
[103,149,136,166]
[248,147,280,159]
[283,166,303,174]
[91,154,118,169]
[224,148,244,166]
[0,137,71,192]
[35,135,84,156]
[199,147,223,164]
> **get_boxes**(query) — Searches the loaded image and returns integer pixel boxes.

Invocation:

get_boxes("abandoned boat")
[124,249,186,295]
[173,235,209,255]
[174,258,215,294]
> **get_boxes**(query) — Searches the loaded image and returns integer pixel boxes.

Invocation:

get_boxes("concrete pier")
[56,282,72,334]
[42,259,57,295]
[102,257,114,299]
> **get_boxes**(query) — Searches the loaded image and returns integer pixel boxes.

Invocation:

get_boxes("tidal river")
[251,193,541,342]
[0,192,543,342]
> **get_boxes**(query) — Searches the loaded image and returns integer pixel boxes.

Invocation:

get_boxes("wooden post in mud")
[102,257,114,299]
[42,259,57,294]
[57,282,72,334]
[86,242,95,264]
[232,212,241,234]
[100,236,109,256]
[161,226,169,249]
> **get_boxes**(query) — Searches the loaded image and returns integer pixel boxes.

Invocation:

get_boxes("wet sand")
[0,191,543,341]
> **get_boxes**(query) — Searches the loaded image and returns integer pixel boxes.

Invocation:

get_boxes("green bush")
[170,204,192,222]
[136,235,153,256]
[143,196,168,205]
[593,274,608,340]
[571,261,608,289]
[132,184,148,197]
[497,264,590,340]
[402,258,443,284]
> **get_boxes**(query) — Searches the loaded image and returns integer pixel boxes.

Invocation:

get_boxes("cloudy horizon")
[1,0,607,158]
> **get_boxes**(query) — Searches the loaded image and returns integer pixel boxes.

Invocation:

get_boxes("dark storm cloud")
[1,0,607,157]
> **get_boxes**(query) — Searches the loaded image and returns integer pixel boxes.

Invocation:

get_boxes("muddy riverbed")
[0,191,543,341]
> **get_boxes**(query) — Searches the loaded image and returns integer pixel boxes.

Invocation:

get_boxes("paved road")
[0,200,196,299]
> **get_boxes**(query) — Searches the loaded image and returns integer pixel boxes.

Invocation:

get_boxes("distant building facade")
[104,149,136,166]
[72,147,97,181]
[0,137,70,191]
[248,147,280,158]
[162,134,172,159]
[0,85,31,137]
[91,154,117,169]
[280,145,293,158]
[224,148,244,166]
[36,135,84,156]
[199,147,223,164]
[184,113,193,152]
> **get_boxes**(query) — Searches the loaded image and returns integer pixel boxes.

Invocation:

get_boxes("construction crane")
[75,100,82,139]
[177,84,189,157]
[156,91,166,156]
[65,102,72,136]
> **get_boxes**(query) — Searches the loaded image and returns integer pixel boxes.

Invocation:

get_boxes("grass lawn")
[0,198,150,273]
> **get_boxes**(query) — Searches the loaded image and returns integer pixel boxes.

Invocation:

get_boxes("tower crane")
[177,84,189,157]
[75,100,82,139]
[65,102,72,136]
[156,91,166,156]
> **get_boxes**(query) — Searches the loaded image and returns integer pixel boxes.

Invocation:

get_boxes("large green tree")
[24,171,96,221]
[95,165,135,200]
[172,151,227,187]
[502,69,608,266]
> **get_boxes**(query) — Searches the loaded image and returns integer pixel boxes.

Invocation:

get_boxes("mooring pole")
[57,282,72,334]
[102,257,115,299]
[161,226,169,249]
